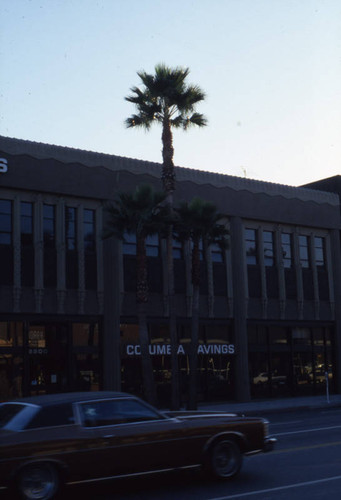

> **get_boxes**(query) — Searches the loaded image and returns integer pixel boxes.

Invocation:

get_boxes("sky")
[1,0,340,187]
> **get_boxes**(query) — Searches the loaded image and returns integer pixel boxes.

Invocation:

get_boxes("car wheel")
[206,439,242,479]
[17,462,59,500]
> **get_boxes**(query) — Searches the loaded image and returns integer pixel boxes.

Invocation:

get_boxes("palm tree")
[125,64,207,410]
[104,184,167,405]
[175,198,229,410]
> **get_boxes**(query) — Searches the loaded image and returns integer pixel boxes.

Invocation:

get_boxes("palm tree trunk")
[162,117,180,410]
[187,239,201,410]
[136,235,156,405]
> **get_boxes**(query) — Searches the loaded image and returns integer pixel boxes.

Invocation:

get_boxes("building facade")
[1,136,341,405]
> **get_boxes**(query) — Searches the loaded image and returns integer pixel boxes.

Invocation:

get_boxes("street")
[2,405,341,499]
[62,405,341,499]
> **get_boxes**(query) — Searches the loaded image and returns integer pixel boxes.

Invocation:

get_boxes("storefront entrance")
[248,324,334,399]
[0,319,101,401]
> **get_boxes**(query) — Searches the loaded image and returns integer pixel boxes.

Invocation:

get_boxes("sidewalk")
[198,394,341,416]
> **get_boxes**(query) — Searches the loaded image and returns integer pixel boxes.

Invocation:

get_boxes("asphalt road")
[63,406,341,500]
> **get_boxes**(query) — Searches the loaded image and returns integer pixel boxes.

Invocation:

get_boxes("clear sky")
[1,0,340,187]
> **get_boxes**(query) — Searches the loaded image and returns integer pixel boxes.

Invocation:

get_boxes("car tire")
[16,462,60,500]
[206,439,243,479]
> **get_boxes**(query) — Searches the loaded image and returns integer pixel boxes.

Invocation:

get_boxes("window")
[43,205,57,287]
[314,237,325,267]
[66,207,78,288]
[84,209,97,289]
[123,233,159,257]
[263,231,274,266]
[20,202,33,246]
[79,398,163,427]
[26,404,75,429]
[0,200,13,285]
[299,235,310,268]
[281,233,292,268]
[123,233,136,255]
[211,242,224,263]
[172,236,183,259]
[83,209,95,253]
[43,204,55,248]
[146,234,159,257]
[21,202,34,286]
[65,207,77,251]
[0,199,12,245]
[245,228,257,265]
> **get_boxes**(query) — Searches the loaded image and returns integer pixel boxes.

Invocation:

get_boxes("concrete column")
[96,205,104,314]
[230,216,251,402]
[56,199,66,314]
[13,196,21,311]
[329,229,341,393]
[77,205,85,314]
[34,196,44,312]
[103,236,121,390]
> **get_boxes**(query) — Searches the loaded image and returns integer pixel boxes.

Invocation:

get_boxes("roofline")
[0,135,338,206]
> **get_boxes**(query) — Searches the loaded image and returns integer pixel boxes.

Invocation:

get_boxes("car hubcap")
[20,465,56,500]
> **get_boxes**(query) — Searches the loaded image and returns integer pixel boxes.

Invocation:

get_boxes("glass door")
[28,323,68,395]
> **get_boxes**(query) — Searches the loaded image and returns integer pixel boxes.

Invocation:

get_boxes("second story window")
[123,233,160,257]
[43,204,55,248]
[0,200,12,245]
[314,236,325,267]
[299,235,310,268]
[146,234,159,257]
[281,233,293,268]
[263,231,274,266]
[0,200,13,286]
[83,209,96,289]
[65,207,77,251]
[43,204,56,287]
[21,202,34,287]
[83,209,95,253]
[211,242,224,263]
[65,207,78,289]
[123,233,136,255]
[172,235,183,259]
[245,228,257,265]
[20,202,33,246]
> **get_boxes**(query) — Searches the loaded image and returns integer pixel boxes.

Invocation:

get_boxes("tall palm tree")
[175,198,229,410]
[104,184,167,405]
[125,64,207,409]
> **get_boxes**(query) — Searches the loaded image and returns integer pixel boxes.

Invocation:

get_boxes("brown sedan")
[0,391,276,499]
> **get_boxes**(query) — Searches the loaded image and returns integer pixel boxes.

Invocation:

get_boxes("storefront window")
[72,323,99,347]
[0,322,23,347]
[292,327,311,346]
[73,353,99,391]
[0,354,23,400]
[270,327,288,345]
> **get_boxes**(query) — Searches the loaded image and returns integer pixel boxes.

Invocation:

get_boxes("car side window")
[25,403,75,429]
[79,399,163,427]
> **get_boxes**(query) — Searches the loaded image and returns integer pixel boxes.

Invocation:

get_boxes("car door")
[76,397,192,478]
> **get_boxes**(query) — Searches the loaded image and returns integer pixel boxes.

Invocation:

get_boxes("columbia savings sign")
[0,158,8,173]
[126,344,235,356]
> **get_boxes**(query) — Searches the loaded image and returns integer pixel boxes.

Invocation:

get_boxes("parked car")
[0,391,276,499]
[253,372,287,386]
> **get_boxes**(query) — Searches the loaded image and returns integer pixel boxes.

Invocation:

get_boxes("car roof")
[4,391,134,407]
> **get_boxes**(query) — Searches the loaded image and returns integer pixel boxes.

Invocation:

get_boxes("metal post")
[325,371,330,404]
